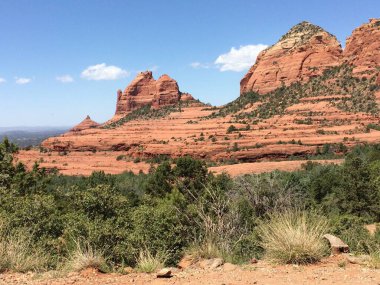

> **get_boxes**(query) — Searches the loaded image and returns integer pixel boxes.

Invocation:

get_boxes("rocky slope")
[17,19,380,176]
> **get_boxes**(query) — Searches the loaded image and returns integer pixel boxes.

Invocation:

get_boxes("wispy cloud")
[190,62,212,69]
[81,63,130,80]
[15,77,32,85]
[149,65,159,72]
[214,44,268,72]
[56,74,74,83]
[0,78,6,84]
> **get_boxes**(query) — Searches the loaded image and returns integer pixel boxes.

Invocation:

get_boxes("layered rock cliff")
[115,71,193,116]
[240,21,343,94]
[241,19,380,95]
[344,18,380,74]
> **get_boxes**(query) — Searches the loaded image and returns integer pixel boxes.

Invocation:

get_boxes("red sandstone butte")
[115,71,191,116]
[240,21,343,95]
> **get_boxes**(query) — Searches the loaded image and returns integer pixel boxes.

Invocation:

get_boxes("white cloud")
[0,78,6,84]
[15,77,32,85]
[56,75,74,83]
[81,63,130,80]
[214,44,268,72]
[190,62,211,69]
[149,65,159,72]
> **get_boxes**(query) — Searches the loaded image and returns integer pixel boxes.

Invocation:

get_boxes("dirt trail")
[1,257,379,285]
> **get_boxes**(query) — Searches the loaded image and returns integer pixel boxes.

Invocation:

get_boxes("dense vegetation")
[0,137,380,271]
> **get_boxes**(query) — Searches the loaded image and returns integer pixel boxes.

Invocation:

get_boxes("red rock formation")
[115,71,191,115]
[115,71,157,115]
[152,75,180,109]
[344,18,380,74]
[70,115,99,132]
[180,93,195,102]
[240,21,343,94]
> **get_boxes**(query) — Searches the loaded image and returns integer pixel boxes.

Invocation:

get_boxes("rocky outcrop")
[240,21,343,95]
[70,116,99,132]
[241,19,380,95]
[115,71,191,115]
[152,74,180,109]
[344,18,380,74]
[115,71,156,115]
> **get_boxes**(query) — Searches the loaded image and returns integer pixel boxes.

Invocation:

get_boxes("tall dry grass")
[136,249,166,273]
[0,229,50,272]
[64,241,107,272]
[257,210,329,264]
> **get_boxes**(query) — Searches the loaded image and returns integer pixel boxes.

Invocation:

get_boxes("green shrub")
[226,125,238,134]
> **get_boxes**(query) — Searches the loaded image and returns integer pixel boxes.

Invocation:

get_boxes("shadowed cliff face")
[241,19,380,95]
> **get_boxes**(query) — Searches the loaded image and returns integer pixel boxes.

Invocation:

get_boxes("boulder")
[198,258,224,270]
[323,234,349,254]
[178,255,196,269]
[156,268,172,278]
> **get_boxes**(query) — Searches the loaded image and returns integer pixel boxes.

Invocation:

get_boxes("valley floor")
[16,150,343,177]
[1,256,379,285]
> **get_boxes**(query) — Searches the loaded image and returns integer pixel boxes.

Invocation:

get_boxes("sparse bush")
[116,155,126,161]
[257,210,329,264]
[226,125,238,134]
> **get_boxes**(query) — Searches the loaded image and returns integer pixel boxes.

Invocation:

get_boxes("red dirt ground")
[1,256,378,285]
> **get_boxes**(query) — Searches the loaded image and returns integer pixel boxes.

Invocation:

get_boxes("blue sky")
[0,0,379,127]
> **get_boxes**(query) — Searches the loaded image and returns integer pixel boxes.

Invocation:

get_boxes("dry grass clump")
[136,249,166,273]
[0,230,50,273]
[64,241,107,272]
[258,210,329,264]
[368,251,380,269]
[186,240,222,260]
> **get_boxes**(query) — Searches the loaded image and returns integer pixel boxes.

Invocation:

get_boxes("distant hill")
[0,128,68,148]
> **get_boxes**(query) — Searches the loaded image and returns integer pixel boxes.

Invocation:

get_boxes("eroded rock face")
[115,71,189,114]
[344,18,380,74]
[115,71,156,115]
[70,116,99,132]
[240,21,343,94]
[152,75,180,109]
